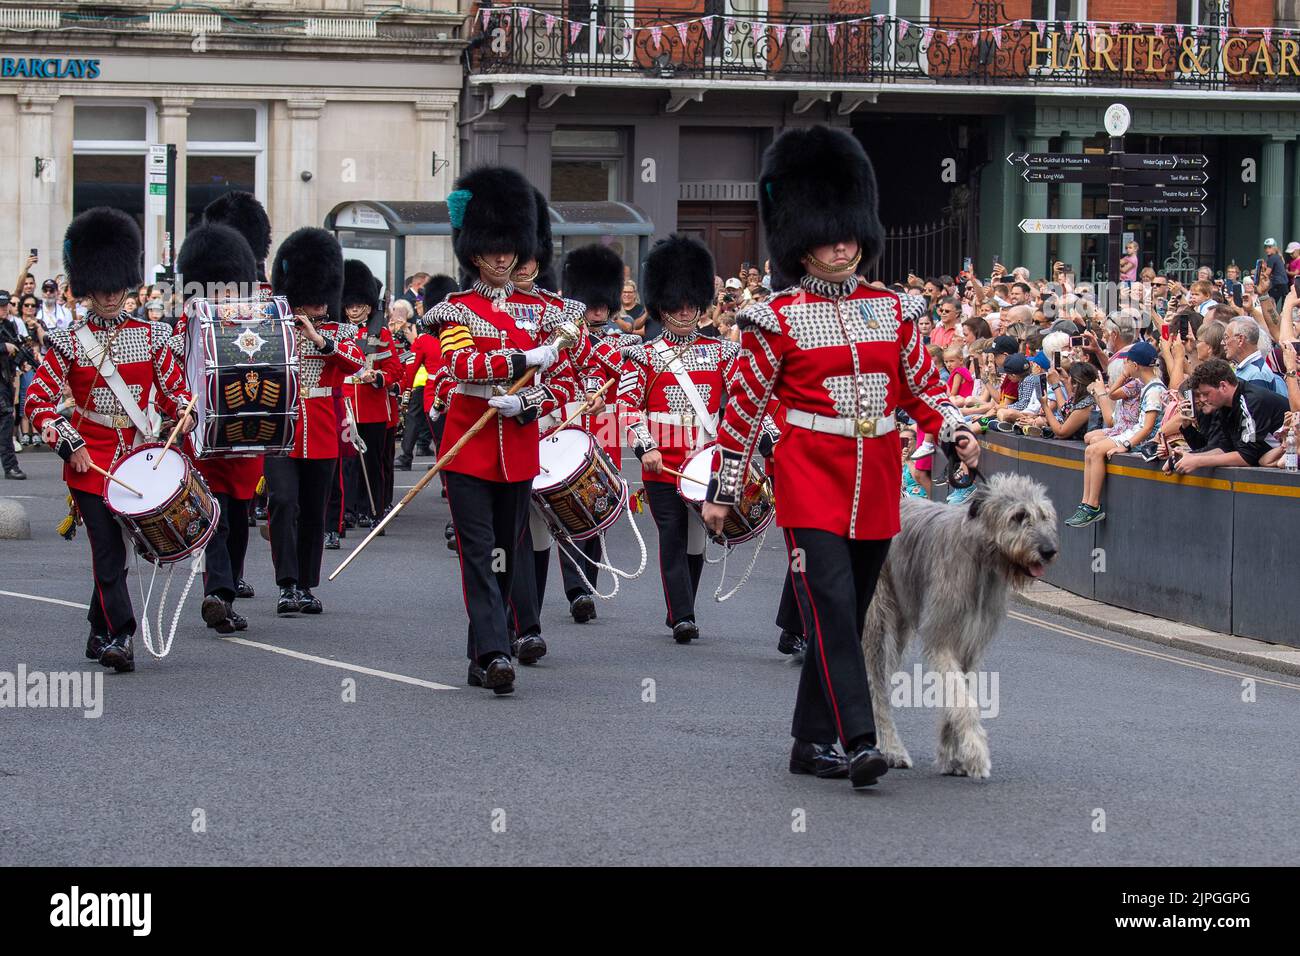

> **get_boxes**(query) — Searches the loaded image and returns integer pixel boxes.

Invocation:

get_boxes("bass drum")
[677,442,774,546]
[189,295,298,458]
[533,429,627,541]
[104,444,220,564]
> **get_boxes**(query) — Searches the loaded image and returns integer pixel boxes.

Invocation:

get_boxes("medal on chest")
[504,300,541,332]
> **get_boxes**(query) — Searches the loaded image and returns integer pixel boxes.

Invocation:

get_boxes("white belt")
[455,382,495,399]
[786,408,896,438]
[75,406,133,430]
[648,411,714,429]
[307,387,334,399]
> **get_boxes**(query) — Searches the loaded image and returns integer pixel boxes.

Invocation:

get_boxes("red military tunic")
[25,311,191,494]
[343,326,403,425]
[620,329,740,484]
[290,319,366,459]
[711,275,963,540]
[427,280,577,482]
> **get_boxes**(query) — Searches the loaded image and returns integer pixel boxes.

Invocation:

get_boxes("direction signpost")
[1006,103,1212,285]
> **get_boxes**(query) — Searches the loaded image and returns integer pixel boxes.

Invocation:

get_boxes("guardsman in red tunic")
[547,243,634,618]
[426,166,578,695]
[264,228,365,616]
[24,208,194,672]
[702,126,980,788]
[620,236,743,645]
[171,221,265,634]
[340,260,403,527]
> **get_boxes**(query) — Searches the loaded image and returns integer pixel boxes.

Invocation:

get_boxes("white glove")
[488,394,525,418]
[523,344,559,371]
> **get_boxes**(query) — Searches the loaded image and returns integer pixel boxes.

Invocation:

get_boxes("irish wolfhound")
[862,473,1058,779]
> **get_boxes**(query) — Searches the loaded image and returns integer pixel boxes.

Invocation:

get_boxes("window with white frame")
[73,101,156,271]
[185,104,266,230]
[1029,0,1088,21]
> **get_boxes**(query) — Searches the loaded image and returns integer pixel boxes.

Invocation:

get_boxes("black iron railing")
[470,2,1300,91]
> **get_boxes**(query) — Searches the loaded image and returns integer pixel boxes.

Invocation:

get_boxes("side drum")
[104,445,220,564]
[533,429,627,541]
[677,442,774,546]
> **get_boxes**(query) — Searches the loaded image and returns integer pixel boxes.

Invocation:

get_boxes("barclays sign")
[1,57,101,79]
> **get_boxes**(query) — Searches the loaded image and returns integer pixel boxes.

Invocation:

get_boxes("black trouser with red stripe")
[507,522,545,640]
[265,456,336,590]
[776,572,802,635]
[203,493,249,602]
[783,527,891,749]
[72,489,136,638]
[643,481,705,628]
[445,471,531,665]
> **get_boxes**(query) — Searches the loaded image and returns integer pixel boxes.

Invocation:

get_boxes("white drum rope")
[135,551,202,660]
[712,527,768,603]
[549,490,649,600]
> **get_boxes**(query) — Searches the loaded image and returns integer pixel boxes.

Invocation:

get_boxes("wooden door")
[676,201,758,278]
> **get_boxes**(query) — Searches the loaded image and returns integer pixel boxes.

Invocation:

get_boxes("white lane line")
[0,589,89,610]
[220,637,456,690]
[0,588,456,691]
[1009,609,1300,691]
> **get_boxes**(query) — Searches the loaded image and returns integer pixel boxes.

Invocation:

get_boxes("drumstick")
[90,461,144,498]
[330,323,580,580]
[153,393,197,469]
[658,465,697,483]
[555,377,616,432]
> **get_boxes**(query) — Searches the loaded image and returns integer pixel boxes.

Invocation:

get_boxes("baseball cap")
[1287,241,1300,253]
[1265,238,1278,248]
[724,278,742,290]
[0,290,10,307]
[1126,341,1159,366]
[41,278,58,292]
[984,335,1019,356]
[1030,351,1051,369]
[1050,319,1080,335]
[1004,354,1030,374]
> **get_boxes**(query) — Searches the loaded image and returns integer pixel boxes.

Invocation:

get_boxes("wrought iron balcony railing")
[470,2,1300,91]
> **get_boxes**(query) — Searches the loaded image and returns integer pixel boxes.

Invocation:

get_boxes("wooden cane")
[154,393,197,469]
[90,461,144,498]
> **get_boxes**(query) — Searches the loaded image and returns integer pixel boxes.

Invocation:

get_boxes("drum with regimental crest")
[104,444,220,564]
[533,429,627,540]
[677,442,774,546]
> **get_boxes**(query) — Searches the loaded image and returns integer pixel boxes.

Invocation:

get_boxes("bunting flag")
[874,14,885,26]
[750,20,763,37]
[992,25,1003,47]
[946,29,958,46]
[1218,27,1229,44]
[1153,24,1163,38]
[676,21,689,41]
[1174,24,1184,42]
[797,23,810,46]
[598,25,606,45]
[922,26,935,46]
[1012,19,1023,30]
[544,12,556,34]
[1086,22,1098,41]
[1194,26,1204,40]
[703,15,714,40]
[772,23,786,45]
[480,8,491,29]
[569,20,582,44]
[1109,21,1119,36]
[518,8,530,29]
[1264,28,1273,45]
[1063,21,1074,38]
[897,19,909,41]
[826,22,837,43]
[725,17,735,35]
[650,24,662,48]
[1036,20,1046,39]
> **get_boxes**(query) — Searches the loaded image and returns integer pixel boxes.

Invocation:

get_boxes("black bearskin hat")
[203,191,272,278]
[176,223,257,293]
[641,235,714,319]
[341,259,380,314]
[759,125,883,280]
[64,207,142,298]
[421,273,458,314]
[562,244,624,315]
[447,166,538,277]
[271,227,343,312]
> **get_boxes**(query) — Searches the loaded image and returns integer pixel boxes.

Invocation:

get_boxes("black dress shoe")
[569,594,596,623]
[511,632,547,665]
[98,635,135,673]
[672,620,699,644]
[276,585,301,615]
[848,743,889,789]
[298,588,323,614]
[236,579,255,600]
[395,457,412,471]
[324,530,340,550]
[444,520,456,550]
[4,467,26,480]
[344,512,357,530]
[357,514,372,529]
[85,632,108,660]
[254,505,267,520]
[777,630,807,656]
[467,655,515,695]
[228,609,249,632]
[201,594,233,631]
[789,740,850,779]
[415,445,432,457]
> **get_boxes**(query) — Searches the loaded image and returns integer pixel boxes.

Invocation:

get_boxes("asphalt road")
[2,447,1298,866]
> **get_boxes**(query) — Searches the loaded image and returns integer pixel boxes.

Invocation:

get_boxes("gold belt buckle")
[856,417,877,438]
[112,415,131,429]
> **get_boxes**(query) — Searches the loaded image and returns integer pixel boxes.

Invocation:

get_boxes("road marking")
[220,637,456,690]
[1009,609,1300,691]
[0,589,90,610]
[0,588,456,691]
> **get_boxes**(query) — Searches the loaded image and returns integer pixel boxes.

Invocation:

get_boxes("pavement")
[2,445,1299,866]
